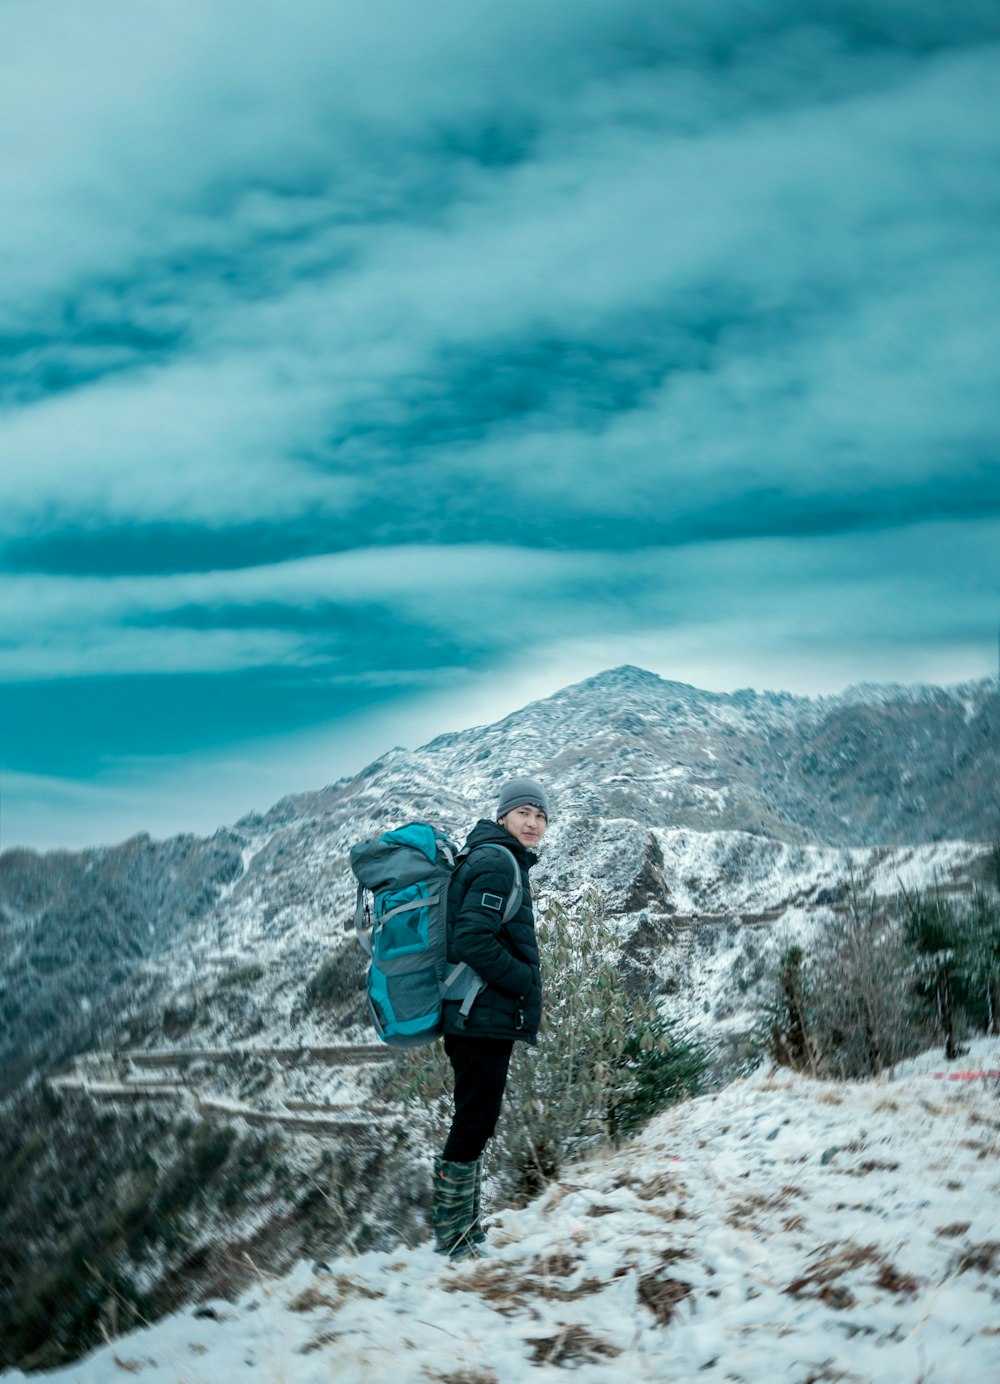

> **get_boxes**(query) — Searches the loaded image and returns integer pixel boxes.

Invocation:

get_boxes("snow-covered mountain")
[11,665,992,1068]
[1,666,996,1373]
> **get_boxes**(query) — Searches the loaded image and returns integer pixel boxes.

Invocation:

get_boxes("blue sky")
[2,0,999,850]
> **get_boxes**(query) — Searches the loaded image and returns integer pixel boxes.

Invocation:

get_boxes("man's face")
[499,804,548,849]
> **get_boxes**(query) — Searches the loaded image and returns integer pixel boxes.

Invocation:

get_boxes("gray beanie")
[497,777,550,822]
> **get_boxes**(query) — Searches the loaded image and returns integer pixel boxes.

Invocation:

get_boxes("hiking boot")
[470,1153,487,1247]
[432,1157,479,1261]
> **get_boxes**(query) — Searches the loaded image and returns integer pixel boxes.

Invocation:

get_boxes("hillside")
[0,832,245,1094]
[5,1039,998,1383]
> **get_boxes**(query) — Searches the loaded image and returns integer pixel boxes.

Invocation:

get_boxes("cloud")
[2,3,998,549]
[2,522,996,685]
[2,1,998,847]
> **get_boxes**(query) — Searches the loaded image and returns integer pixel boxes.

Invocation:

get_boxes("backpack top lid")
[349,822,457,891]
[380,823,440,862]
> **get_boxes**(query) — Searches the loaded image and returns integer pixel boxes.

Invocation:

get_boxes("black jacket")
[441,820,542,1043]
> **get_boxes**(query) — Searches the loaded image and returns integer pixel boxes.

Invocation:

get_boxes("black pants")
[442,1034,514,1163]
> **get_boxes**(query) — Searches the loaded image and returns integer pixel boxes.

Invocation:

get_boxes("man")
[432,776,549,1260]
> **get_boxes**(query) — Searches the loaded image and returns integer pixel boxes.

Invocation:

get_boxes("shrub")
[963,883,1000,1037]
[764,943,819,1075]
[218,963,264,989]
[810,879,923,1078]
[305,943,365,1010]
[760,862,1000,1076]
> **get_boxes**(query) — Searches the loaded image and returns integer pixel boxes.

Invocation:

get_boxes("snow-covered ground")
[8,1041,999,1384]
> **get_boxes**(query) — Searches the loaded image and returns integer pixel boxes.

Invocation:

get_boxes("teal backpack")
[350,822,521,1047]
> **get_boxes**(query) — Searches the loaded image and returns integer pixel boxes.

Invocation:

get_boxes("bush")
[305,943,365,1010]
[761,888,925,1080]
[759,860,1000,1076]
[763,943,818,1074]
[383,891,706,1203]
[812,879,923,1078]
[218,964,264,989]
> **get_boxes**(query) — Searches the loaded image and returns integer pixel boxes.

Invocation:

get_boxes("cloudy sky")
[2,1,998,851]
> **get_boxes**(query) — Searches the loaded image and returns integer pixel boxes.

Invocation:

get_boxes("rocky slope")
[0,831,245,1095]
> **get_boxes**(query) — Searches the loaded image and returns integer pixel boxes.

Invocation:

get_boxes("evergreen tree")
[966,884,1000,1037]
[764,944,819,1075]
[900,887,972,1061]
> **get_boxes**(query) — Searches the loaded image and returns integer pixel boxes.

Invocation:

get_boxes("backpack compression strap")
[353,834,455,957]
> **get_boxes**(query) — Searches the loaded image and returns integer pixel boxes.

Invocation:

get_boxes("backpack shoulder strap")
[462,842,522,923]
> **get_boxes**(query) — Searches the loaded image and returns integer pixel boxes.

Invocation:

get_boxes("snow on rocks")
[8,1040,998,1383]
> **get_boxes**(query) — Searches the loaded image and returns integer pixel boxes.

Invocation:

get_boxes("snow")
[10,1039,998,1384]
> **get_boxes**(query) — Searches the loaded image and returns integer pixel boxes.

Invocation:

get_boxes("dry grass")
[646,1201,689,1223]
[634,1172,683,1201]
[817,1284,855,1309]
[786,1240,922,1304]
[874,1262,920,1296]
[758,1073,795,1092]
[330,1273,385,1301]
[539,1183,573,1214]
[526,1325,621,1366]
[729,1184,804,1230]
[524,1252,581,1279]
[301,1330,341,1355]
[657,1246,692,1266]
[291,1274,384,1315]
[522,1252,606,1303]
[637,1274,693,1326]
[800,1367,868,1383]
[287,1286,339,1313]
[441,1247,621,1315]
[727,1193,771,1229]
[955,1242,1000,1275]
[935,1221,971,1238]
[424,1370,499,1384]
[785,1241,881,1300]
[538,1278,607,1303]
[440,1263,523,1309]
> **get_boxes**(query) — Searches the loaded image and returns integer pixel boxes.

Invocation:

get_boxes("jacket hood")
[463,818,538,869]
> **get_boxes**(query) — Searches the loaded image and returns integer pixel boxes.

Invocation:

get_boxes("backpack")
[349,822,522,1047]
